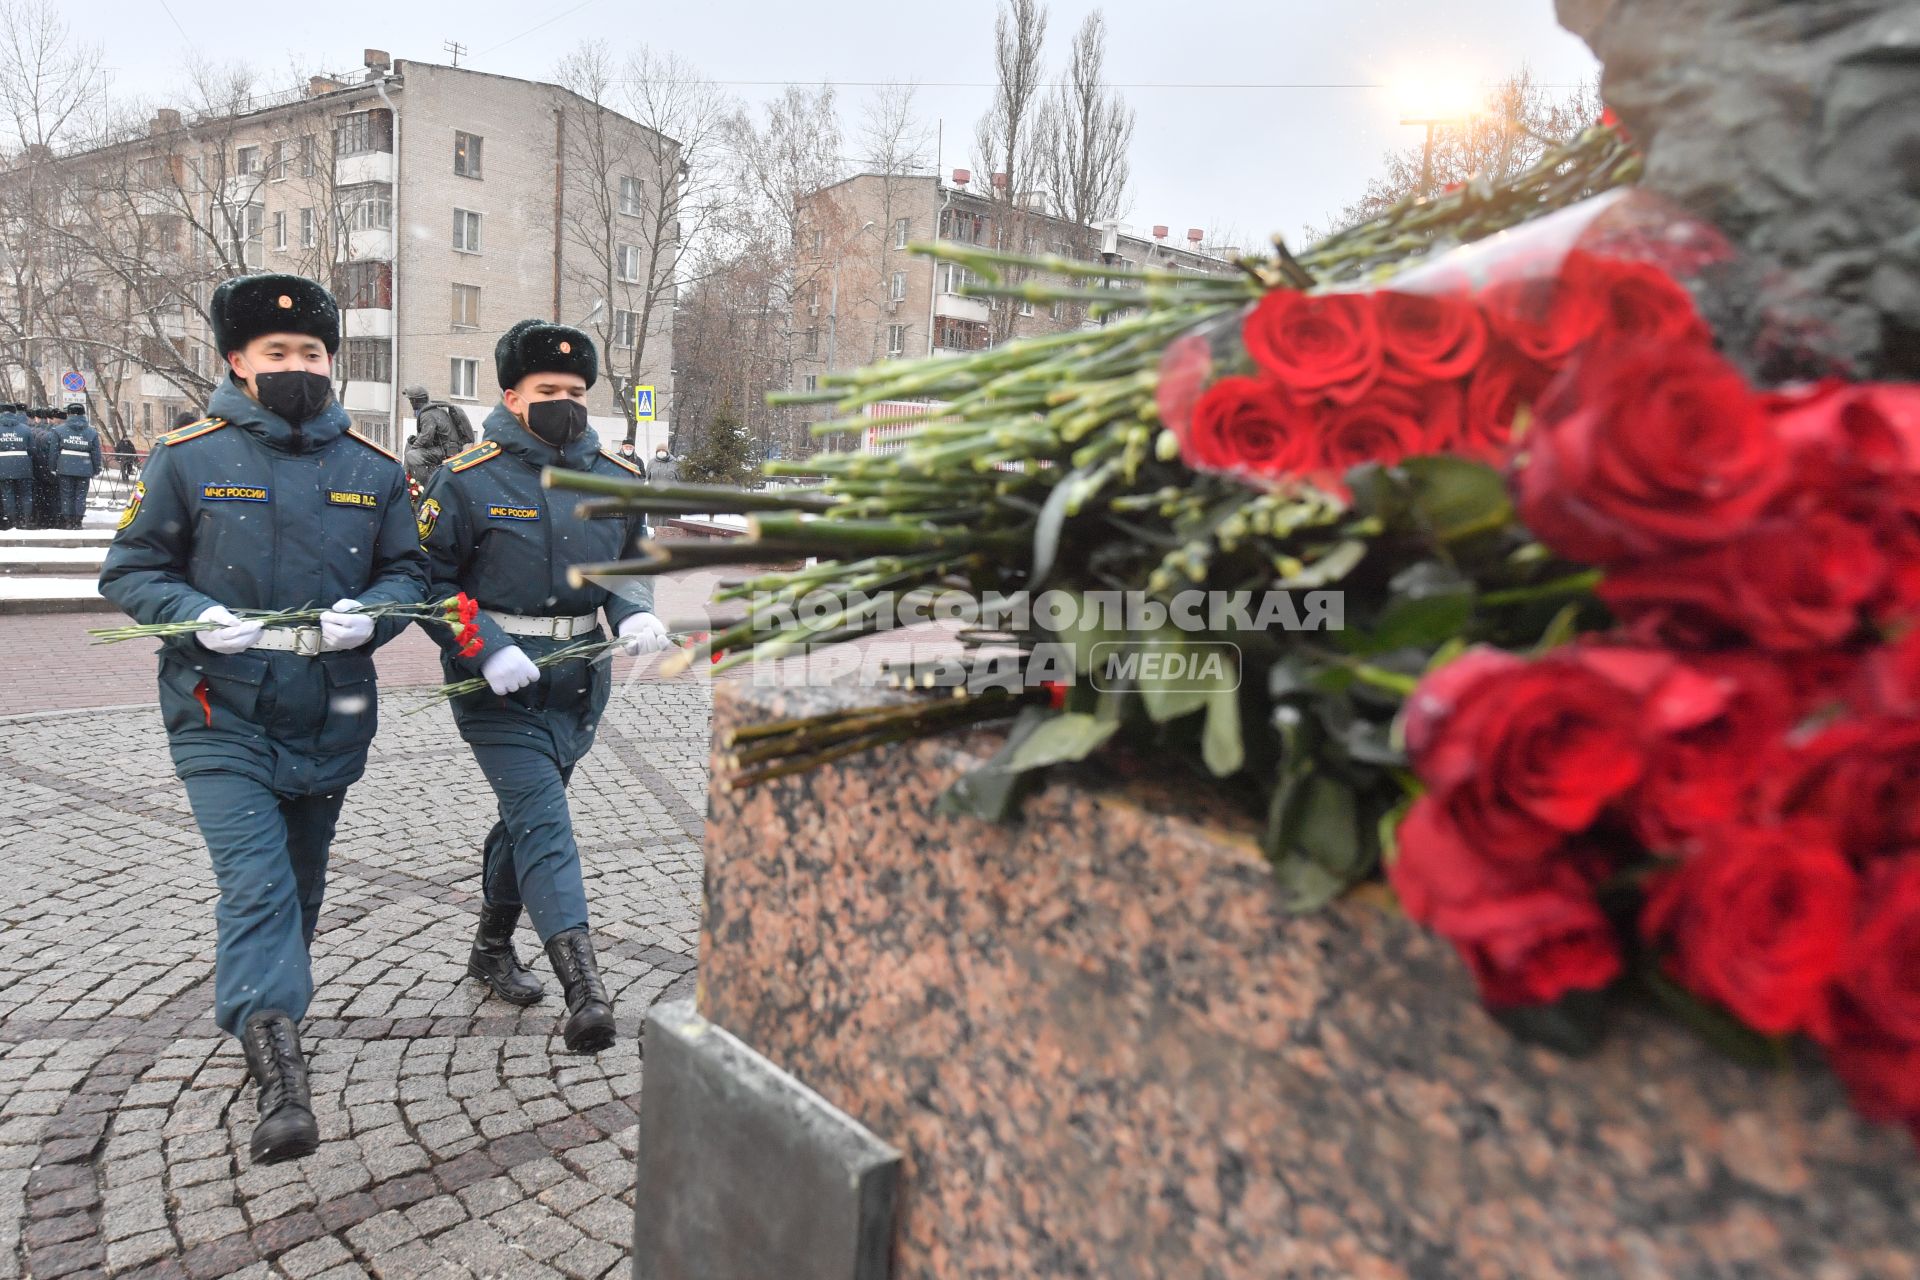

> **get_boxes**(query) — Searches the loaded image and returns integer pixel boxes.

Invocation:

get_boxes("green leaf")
[1270,853,1350,913]
[1534,601,1582,653]
[1398,455,1513,543]
[1137,631,1210,725]
[1004,712,1119,771]
[1365,562,1474,653]
[1492,990,1610,1057]
[1639,967,1786,1069]
[1202,682,1243,777]
[1293,775,1361,873]
[1030,462,1096,589]
[1273,539,1368,590]
[937,706,1051,822]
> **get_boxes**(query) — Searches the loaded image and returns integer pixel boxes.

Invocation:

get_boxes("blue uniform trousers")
[181,772,344,1037]
[0,479,27,526]
[470,742,591,942]
[58,476,88,525]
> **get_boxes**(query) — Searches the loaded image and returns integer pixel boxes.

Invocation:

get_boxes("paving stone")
[276,1235,355,1279]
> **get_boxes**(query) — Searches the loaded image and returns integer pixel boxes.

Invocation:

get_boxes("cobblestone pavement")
[0,681,711,1280]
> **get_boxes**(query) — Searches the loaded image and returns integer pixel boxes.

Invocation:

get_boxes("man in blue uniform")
[0,405,32,528]
[99,273,429,1163]
[417,318,670,1053]
[50,402,103,528]
[26,406,58,529]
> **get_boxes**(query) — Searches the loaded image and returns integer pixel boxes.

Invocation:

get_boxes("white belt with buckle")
[490,611,599,640]
[252,626,325,656]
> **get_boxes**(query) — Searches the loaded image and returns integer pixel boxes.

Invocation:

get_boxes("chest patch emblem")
[327,490,379,509]
[202,484,269,503]
[487,504,540,521]
[118,481,145,530]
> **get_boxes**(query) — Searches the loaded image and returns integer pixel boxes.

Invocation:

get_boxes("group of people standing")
[0,403,104,529]
[97,271,675,1166]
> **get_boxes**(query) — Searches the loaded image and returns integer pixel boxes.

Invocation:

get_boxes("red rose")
[1599,512,1882,652]
[1241,290,1382,405]
[1825,1034,1920,1139]
[1625,654,1795,853]
[1154,333,1214,443]
[1642,822,1857,1037]
[1591,258,1711,350]
[1823,855,1920,1135]
[1771,381,1920,486]
[1513,342,1788,565]
[1314,384,1432,475]
[1402,646,1646,863]
[1865,630,1920,717]
[1460,348,1552,458]
[1772,719,1920,861]
[1181,376,1313,476]
[1377,290,1488,384]
[1479,250,1606,365]
[1391,799,1622,1008]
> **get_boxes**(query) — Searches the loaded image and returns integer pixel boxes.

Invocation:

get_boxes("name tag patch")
[327,490,379,509]
[203,484,269,503]
[487,504,540,521]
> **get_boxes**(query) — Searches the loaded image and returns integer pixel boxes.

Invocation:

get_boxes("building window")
[887,324,906,356]
[893,217,910,249]
[341,260,392,309]
[340,337,390,384]
[939,209,987,244]
[619,176,644,216]
[804,328,819,357]
[803,374,818,393]
[889,271,907,302]
[1018,298,1035,317]
[616,242,641,283]
[235,145,259,176]
[935,317,991,351]
[811,229,824,255]
[451,283,481,329]
[230,202,265,267]
[453,131,483,179]
[299,135,316,177]
[269,140,290,180]
[450,357,479,400]
[335,109,393,156]
[339,183,392,231]
[938,263,975,295]
[271,211,286,251]
[613,308,638,348]
[453,208,481,253]
[300,207,316,247]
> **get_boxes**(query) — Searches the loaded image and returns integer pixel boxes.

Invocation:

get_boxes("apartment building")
[0,53,676,451]
[789,170,1238,395]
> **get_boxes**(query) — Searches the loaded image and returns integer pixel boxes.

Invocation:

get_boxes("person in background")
[401,384,475,492]
[26,406,58,529]
[98,273,429,1164]
[0,405,32,529]
[51,403,103,529]
[646,443,678,485]
[615,439,644,475]
[113,430,138,484]
[415,319,671,1053]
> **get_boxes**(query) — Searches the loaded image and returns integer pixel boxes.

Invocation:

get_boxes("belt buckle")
[293,626,323,657]
[554,617,575,640]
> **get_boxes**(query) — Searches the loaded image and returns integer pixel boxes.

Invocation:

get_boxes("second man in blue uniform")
[416,319,669,1053]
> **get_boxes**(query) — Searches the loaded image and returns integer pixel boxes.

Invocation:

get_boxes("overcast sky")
[75,0,1596,247]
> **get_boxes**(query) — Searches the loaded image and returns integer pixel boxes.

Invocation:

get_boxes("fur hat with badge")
[210,273,341,356]
[495,319,598,391]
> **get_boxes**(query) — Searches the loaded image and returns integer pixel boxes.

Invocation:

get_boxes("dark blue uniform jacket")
[98,378,429,794]
[52,416,103,477]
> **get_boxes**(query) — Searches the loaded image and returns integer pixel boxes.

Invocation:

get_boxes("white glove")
[319,598,375,651]
[618,612,672,656]
[481,645,541,695]
[194,605,263,655]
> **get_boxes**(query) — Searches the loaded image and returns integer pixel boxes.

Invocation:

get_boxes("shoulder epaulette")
[600,448,644,477]
[346,427,399,461]
[448,442,502,473]
[159,417,227,446]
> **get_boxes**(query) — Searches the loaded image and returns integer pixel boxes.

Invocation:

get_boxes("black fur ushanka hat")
[495,319,599,391]
[210,273,341,356]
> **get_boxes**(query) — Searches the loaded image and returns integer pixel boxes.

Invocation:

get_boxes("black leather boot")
[543,928,616,1052]
[467,902,544,1006]
[240,1011,319,1164]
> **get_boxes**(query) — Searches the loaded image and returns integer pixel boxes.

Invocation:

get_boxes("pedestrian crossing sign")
[632,385,655,422]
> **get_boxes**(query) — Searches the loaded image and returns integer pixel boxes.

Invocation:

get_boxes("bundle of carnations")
[539,124,1920,1144]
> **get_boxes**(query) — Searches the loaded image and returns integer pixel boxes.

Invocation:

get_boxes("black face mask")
[525,398,589,447]
[251,371,334,426]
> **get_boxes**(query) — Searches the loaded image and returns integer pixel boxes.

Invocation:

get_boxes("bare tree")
[970,0,1048,203]
[1314,70,1602,236]
[1037,11,1133,239]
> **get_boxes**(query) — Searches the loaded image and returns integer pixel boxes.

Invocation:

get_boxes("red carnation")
[1182,376,1314,476]
[1377,290,1488,384]
[1241,289,1382,406]
[1512,342,1788,565]
[1390,798,1621,1008]
[1402,646,1646,864]
[1642,822,1857,1037]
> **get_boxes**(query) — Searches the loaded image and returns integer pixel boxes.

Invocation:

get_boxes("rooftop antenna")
[444,40,467,67]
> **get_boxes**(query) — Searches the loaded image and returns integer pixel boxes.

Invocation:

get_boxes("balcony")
[339,226,393,262]
[335,151,395,187]
[344,308,393,337]
[933,292,990,325]
[341,380,393,414]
